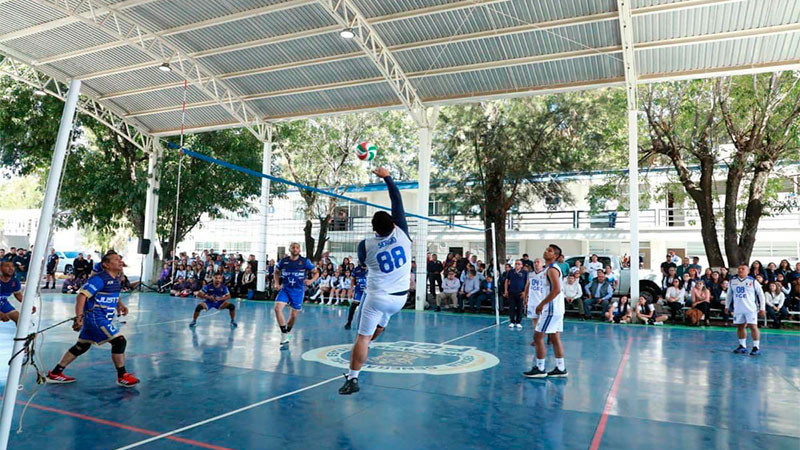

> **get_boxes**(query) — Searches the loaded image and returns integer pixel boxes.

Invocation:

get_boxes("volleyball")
[355,142,377,161]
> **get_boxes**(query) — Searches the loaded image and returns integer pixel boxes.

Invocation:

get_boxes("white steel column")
[618,0,639,301]
[256,125,273,292]
[413,107,438,311]
[142,138,160,285]
[0,79,82,450]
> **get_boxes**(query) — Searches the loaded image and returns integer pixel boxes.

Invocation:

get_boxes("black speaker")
[138,239,151,255]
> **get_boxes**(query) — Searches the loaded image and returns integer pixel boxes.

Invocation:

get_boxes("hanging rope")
[169,80,189,282]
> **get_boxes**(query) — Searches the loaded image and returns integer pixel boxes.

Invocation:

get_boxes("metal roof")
[0,0,798,139]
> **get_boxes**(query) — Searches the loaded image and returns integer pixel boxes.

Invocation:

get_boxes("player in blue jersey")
[0,261,36,325]
[189,273,236,328]
[46,252,139,387]
[344,263,368,330]
[339,168,412,395]
[273,242,319,345]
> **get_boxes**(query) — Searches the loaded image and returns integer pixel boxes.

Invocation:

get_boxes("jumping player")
[344,262,368,330]
[46,252,139,387]
[273,242,318,345]
[0,261,35,324]
[524,245,568,378]
[339,167,411,395]
[727,263,766,355]
[523,258,547,338]
[189,273,236,328]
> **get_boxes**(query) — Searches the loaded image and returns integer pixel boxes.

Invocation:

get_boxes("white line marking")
[116,316,506,449]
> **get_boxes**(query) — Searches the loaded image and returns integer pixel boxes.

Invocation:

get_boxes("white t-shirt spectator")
[765,291,785,309]
[666,286,685,305]
[586,261,603,279]
[562,280,582,300]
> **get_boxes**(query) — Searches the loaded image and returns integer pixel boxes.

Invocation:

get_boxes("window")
[428,194,454,216]
[329,242,359,253]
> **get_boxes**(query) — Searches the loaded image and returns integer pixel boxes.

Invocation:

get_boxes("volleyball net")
[165,142,502,323]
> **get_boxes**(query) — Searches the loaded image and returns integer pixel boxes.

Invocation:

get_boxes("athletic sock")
[739,338,747,347]
[556,358,565,371]
[116,366,127,377]
[753,340,760,348]
[536,358,545,371]
[347,369,360,380]
[280,325,288,334]
[52,364,65,375]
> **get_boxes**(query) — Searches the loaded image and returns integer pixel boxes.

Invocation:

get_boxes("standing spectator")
[458,268,481,313]
[765,281,787,329]
[427,254,443,300]
[241,265,256,296]
[562,274,583,316]
[85,253,94,275]
[660,254,677,285]
[497,263,512,310]
[557,254,569,278]
[669,251,681,266]
[604,265,619,291]
[676,258,691,278]
[521,254,533,271]
[44,248,59,289]
[436,271,461,312]
[586,255,603,281]
[583,270,613,320]
[690,281,712,326]
[504,260,527,328]
[688,257,702,274]
[13,248,29,283]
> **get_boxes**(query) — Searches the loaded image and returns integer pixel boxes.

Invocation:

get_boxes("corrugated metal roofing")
[0,0,796,137]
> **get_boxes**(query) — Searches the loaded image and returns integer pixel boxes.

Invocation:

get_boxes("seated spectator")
[61,274,79,294]
[175,264,187,280]
[605,295,631,323]
[583,270,613,320]
[635,296,667,325]
[765,262,778,283]
[436,271,461,312]
[157,263,171,292]
[458,268,481,313]
[690,281,711,326]
[765,281,788,329]
[170,276,187,296]
[662,266,678,297]
[790,278,800,311]
[664,278,685,321]
[604,265,618,291]
[713,278,731,325]
[681,273,696,297]
[472,274,496,313]
[562,274,583,315]
[777,259,792,279]
[750,260,767,281]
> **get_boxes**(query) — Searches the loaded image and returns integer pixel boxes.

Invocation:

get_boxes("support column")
[0,79,81,450]
[413,107,438,311]
[256,126,273,292]
[142,139,161,285]
[629,109,640,302]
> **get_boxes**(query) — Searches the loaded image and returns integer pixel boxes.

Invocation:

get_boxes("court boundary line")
[589,335,634,450]
[13,400,233,450]
[115,318,507,449]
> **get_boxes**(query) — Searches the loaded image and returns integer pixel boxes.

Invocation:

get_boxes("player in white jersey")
[524,258,548,335]
[524,245,568,378]
[726,263,766,355]
[339,168,412,395]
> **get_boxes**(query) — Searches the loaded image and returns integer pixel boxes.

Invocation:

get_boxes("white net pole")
[491,222,500,326]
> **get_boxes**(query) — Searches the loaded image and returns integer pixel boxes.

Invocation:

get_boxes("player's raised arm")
[373,167,408,235]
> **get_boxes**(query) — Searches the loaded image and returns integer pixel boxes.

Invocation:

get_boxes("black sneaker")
[522,367,548,378]
[344,323,351,330]
[750,347,761,356]
[338,376,360,395]
[547,367,568,378]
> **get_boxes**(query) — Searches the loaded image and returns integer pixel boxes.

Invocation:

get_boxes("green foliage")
[0,174,43,209]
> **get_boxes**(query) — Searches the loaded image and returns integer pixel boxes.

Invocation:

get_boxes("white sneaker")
[280,333,290,345]
[508,323,515,329]
[654,321,663,326]
[515,323,523,329]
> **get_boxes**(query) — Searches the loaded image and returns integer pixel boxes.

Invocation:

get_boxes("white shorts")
[357,292,406,337]
[526,297,543,319]
[535,314,563,334]
[733,311,757,325]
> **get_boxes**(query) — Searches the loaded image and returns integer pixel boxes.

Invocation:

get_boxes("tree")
[274,112,416,261]
[435,92,626,263]
[641,73,800,267]
[0,175,43,209]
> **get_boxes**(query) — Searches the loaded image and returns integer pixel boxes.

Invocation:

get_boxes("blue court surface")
[0,292,798,449]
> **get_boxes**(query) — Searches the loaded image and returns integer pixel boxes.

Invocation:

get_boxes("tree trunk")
[691,159,726,267]
[723,162,745,267]
[735,161,773,265]
[304,220,315,259]
[313,216,331,262]
[484,203,507,271]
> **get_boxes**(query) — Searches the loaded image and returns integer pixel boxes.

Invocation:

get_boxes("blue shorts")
[204,300,224,310]
[79,319,120,344]
[276,288,304,310]
[353,290,365,302]
[0,299,16,314]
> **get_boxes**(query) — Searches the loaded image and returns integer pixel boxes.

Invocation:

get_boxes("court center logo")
[302,341,499,375]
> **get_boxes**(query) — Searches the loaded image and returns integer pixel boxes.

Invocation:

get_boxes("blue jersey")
[352,266,368,294]
[202,283,229,300]
[80,271,121,330]
[277,256,315,291]
[0,277,22,314]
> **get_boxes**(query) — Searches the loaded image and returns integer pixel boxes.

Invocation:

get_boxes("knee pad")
[68,341,91,357]
[225,303,235,311]
[195,304,204,313]
[110,336,127,354]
